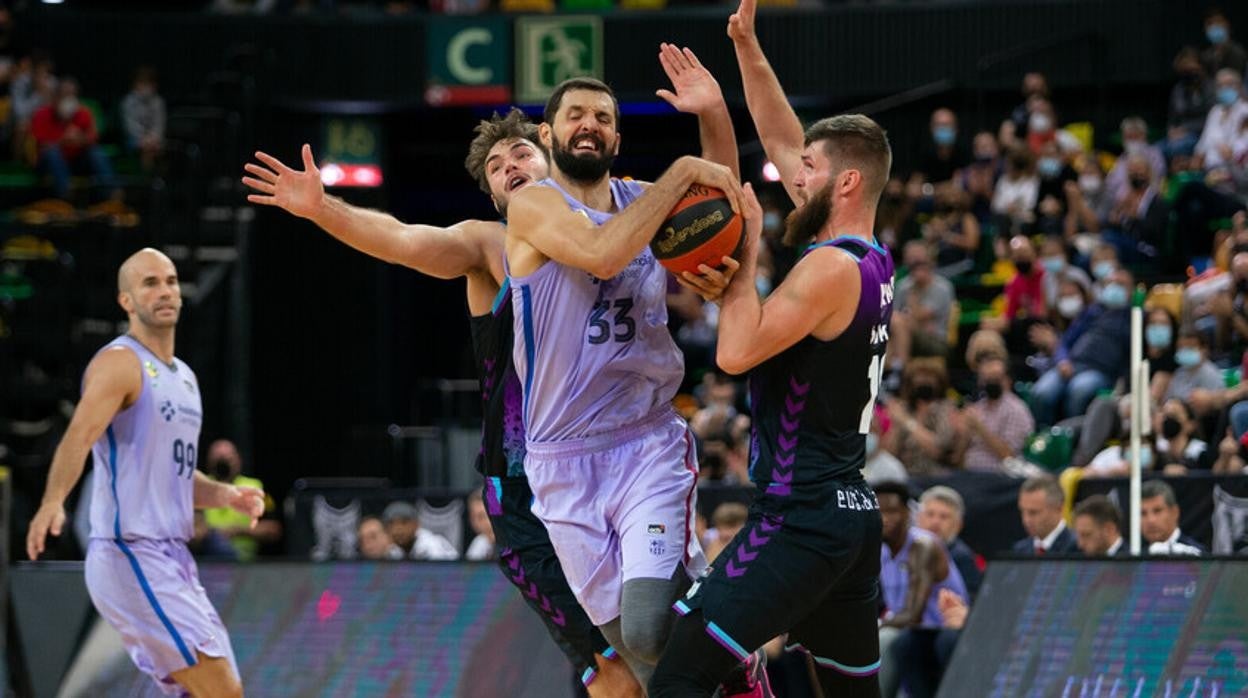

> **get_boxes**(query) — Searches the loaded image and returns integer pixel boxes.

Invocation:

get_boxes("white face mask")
[1057,295,1084,318]
[57,97,78,120]
[1029,112,1053,134]
[1078,174,1102,195]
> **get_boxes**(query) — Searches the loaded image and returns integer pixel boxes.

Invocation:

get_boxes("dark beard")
[782,182,834,248]
[551,136,615,184]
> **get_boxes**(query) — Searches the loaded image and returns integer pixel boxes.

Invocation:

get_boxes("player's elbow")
[716,344,752,376]
[588,253,628,281]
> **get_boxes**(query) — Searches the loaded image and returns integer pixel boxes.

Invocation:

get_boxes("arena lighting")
[319,162,383,188]
[40,0,65,4]
[761,161,781,182]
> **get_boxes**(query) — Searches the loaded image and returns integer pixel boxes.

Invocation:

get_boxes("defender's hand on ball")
[243,144,325,220]
[675,182,762,302]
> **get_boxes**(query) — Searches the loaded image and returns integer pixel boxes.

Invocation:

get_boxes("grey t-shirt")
[896,275,955,337]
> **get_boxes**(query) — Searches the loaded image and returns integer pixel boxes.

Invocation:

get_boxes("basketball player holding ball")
[649,1,894,696]
[503,62,757,687]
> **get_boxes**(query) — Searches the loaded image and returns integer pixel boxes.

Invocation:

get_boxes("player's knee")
[620,609,669,664]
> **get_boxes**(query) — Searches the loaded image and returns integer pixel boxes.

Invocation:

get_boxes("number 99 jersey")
[89,335,202,542]
[509,177,685,444]
[747,237,894,494]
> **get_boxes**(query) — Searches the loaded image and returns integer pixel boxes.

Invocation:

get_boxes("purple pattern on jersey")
[723,514,784,578]
[500,368,526,474]
[766,376,810,497]
[500,547,567,627]
[509,177,685,443]
[89,336,202,542]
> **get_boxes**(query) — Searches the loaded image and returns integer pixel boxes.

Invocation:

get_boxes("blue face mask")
[1100,283,1129,308]
[1175,347,1202,367]
[1145,324,1172,349]
[1093,260,1116,280]
[756,274,773,298]
[1218,86,1240,106]
[1038,157,1062,178]
[763,211,781,231]
[1041,257,1065,274]
[866,432,879,456]
[932,125,956,147]
[1208,23,1229,45]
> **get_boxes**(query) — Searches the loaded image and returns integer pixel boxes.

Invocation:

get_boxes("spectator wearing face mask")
[1153,398,1212,474]
[1169,48,1214,154]
[890,241,956,367]
[1085,395,1159,477]
[1163,331,1225,404]
[1030,268,1134,427]
[1067,157,1111,227]
[202,439,283,561]
[1195,68,1248,171]
[957,357,1034,473]
[120,65,165,172]
[1088,243,1120,285]
[30,76,119,200]
[991,146,1039,233]
[1000,71,1050,149]
[1038,236,1091,308]
[885,359,963,476]
[1143,306,1180,403]
[1102,154,1171,264]
[926,183,980,274]
[961,131,1001,222]
[1025,98,1058,156]
[1201,8,1247,77]
[914,107,970,186]
[1106,117,1167,203]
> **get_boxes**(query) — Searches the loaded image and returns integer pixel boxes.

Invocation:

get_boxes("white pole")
[1129,289,1144,555]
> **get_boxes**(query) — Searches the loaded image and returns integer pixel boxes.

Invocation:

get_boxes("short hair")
[133,65,158,85]
[463,108,542,195]
[1072,495,1121,530]
[920,485,965,518]
[543,76,619,129]
[1019,475,1064,508]
[358,515,384,530]
[874,480,912,504]
[803,114,892,203]
[711,502,748,528]
[1141,479,1178,508]
[382,500,418,523]
[901,357,950,401]
[1177,329,1206,348]
[1119,116,1148,135]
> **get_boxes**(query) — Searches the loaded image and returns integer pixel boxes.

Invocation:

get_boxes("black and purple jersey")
[747,236,895,492]
[470,279,526,478]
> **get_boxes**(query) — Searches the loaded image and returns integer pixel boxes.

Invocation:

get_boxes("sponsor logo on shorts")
[650,539,667,557]
[647,523,666,535]
[837,488,879,511]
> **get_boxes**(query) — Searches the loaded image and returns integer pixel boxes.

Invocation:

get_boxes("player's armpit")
[717,247,859,374]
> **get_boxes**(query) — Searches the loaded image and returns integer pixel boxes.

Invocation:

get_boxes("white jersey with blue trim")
[88,335,202,542]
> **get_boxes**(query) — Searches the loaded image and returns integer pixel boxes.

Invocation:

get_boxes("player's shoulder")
[85,344,143,391]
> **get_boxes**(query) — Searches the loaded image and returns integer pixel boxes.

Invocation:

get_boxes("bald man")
[27,248,263,697]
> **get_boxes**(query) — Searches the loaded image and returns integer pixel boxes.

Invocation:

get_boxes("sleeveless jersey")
[470,278,526,477]
[748,236,895,493]
[89,335,202,541]
[509,177,684,443]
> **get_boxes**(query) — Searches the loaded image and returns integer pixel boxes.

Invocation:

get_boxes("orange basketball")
[651,184,744,276]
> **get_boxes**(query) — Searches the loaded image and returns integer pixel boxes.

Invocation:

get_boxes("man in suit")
[1141,480,1207,556]
[1072,495,1128,557]
[1011,475,1079,555]
[918,485,983,598]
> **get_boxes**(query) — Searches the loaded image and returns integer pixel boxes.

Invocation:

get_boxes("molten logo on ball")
[651,184,744,275]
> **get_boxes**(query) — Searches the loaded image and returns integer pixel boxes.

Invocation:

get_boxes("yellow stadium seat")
[501,0,554,11]
[1145,283,1183,320]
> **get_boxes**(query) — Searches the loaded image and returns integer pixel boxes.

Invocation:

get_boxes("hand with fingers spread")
[242,144,325,220]
[727,0,757,44]
[655,43,725,117]
[27,501,66,561]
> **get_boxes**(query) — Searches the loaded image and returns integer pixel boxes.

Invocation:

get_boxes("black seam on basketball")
[651,199,739,260]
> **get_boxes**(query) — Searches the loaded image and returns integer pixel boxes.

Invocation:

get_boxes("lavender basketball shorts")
[85,538,238,695]
[524,408,707,627]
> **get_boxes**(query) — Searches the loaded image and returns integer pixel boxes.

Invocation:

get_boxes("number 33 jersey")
[748,237,895,493]
[509,177,684,444]
[89,335,202,542]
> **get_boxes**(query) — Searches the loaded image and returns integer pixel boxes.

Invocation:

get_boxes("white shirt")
[410,528,460,561]
[1196,100,1248,169]
[1106,537,1124,557]
[992,174,1039,223]
[1034,519,1068,551]
[466,534,495,561]
[1148,527,1203,557]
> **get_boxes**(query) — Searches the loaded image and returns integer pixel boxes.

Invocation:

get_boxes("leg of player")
[169,651,243,698]
[587,650,644,698]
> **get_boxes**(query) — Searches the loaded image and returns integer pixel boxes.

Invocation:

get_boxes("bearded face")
[782,181,835,248]
[551,130,616,184]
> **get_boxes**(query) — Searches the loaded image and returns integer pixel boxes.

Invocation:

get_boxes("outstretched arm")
[657,42,740,180]
[27,348,142,560]
[728,0,806,204]
[508,155,744,280]
[243,145,496,280]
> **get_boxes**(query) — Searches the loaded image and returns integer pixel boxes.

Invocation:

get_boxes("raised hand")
[242,144,325,220]
[655,43,724,116]
[727,0,757,44]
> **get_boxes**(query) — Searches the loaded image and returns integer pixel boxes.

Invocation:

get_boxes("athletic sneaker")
[714,648,774,698]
